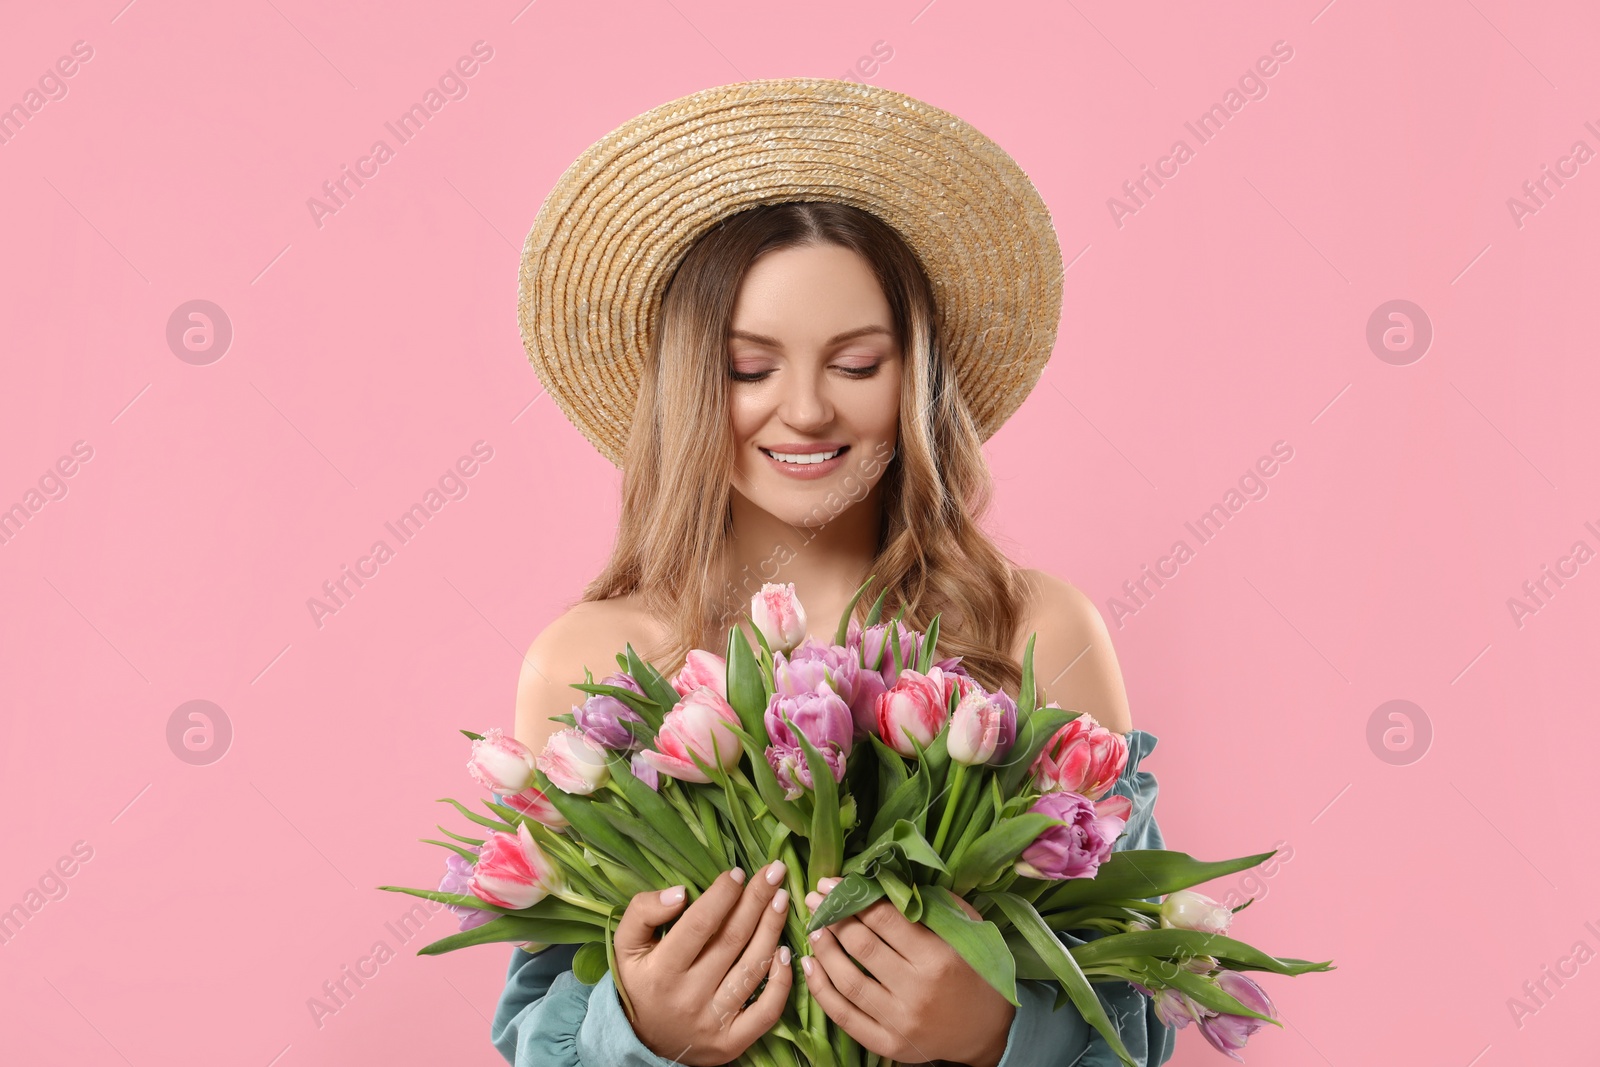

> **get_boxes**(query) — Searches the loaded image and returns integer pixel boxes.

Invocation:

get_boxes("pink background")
[2,0,1596,1063]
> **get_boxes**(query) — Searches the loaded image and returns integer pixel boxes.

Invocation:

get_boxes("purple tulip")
[629,751,661,791]
[574,692,643,751]
[602,671,646,696]
[1014,790,1133,880]
[438,849,496,932]
[764,683,854,799]
[852,621,924,687]
[1198,972,1277,1061]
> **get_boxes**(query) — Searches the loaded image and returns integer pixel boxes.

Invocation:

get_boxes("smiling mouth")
[759,445,849,465]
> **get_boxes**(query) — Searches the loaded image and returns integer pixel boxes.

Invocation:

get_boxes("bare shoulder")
[513,595,664,756]
[1013,567,1134,734]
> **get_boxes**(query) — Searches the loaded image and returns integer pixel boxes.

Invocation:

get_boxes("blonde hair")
[580,201,1028,696]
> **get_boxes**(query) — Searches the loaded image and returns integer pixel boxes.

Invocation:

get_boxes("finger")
[695,859,788,977]
[817,879,937,959]
[727,944,794,1051]
[655,868,747,971]
[801,946,896,1056]
[808,925,893,1020]
[825,914,913,986]
[715,883,790,1007]
[614,885,687,958]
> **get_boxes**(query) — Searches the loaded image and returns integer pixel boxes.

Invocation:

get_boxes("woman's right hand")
[613,862,793,1066]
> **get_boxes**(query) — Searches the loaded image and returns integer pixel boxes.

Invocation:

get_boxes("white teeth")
[763,447,843,465]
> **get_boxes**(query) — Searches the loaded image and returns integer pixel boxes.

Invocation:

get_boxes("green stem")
[551,888,614,916]
[932,762,967,855]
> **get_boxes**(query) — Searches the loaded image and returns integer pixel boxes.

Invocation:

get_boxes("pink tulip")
[637,686,743,783]
[467,727,536,794]
[469,822,561,910]
[875,666,950,756]
[536,728,611,795]
[751,582,808,653]
[671,648,728,698]
[1030,713,1129,801]
[947,687,1004,765]
[1161,889,1233,935]
[501,785,569,828]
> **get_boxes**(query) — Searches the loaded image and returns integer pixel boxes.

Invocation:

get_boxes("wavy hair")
[580,200,1028,697]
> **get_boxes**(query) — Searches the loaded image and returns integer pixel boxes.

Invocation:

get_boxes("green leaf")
[413,914,603,955]
[533,771,656,875]
[920,885,1019,1007]
[833,573,878,645]
[420,838,480,863]
[569,682,664,730]
[792,722,842,885]
[484,799,529,826]
[725,624,769,738]
[949,812,1063,895]
[1016,632,1037,724]
[842,818,947,877]
[888,619,904,677]
[1069,928,1335,977]
[573,941,609,984]
[724,721,808,835]
[916,613,941,674]
[593,803,712,887]
[982,891,1136,1067]
[605,759,721,885]
[1158,966,1284,1024]
[862,586,891,627]
[460,729,485,741]
[436,824,484,847]
[866,757,930,843]
[1037,849,1281,910]
[804,871,885,933]
[878,866,914,915]
[375,885,607,926]
[436,796,514,834]
[624,643,682,713]
[996,705,1075,796]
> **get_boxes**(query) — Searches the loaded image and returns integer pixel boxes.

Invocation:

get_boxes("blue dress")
[489,729,1177,1067]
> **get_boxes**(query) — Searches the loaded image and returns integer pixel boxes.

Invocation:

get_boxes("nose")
[778,367,834,430]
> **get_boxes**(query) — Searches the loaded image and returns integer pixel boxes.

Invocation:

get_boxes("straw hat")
[516,77,1065,469]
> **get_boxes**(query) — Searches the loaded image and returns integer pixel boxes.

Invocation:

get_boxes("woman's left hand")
[801,878,1015,1067]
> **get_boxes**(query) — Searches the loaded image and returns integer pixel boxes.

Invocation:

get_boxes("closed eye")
[729,364,881,383]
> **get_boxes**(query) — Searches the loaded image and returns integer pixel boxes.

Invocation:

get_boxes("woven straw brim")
[517,77,1065,469]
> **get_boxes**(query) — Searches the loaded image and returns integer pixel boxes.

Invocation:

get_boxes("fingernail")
[804,891,823,909]
[765,860,787,885]
[772,888,789,912]
[660,886,685,905]
[730,867,746,884]
[778,945,792,966]
[801,956,813,975]
[819,876,841,891]
[809,929,823,943]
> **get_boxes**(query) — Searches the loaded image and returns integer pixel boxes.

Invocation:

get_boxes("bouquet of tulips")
[380,578,1332,1067]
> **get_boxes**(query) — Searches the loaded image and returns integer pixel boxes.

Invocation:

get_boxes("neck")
[721,482,885,634]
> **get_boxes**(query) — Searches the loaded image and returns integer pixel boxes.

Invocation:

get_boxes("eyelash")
[729,364,880,383]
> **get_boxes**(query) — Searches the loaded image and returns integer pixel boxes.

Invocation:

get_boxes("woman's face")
[727,242,902,527]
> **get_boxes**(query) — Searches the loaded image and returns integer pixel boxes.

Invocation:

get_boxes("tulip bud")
[437,849,495,932]
[751,582,808,653]
[947,687,1006,765]
[500,785,569,828]
[1161,889,1233,935]
[536,728,611,794]
[1197,972,1277,1060]
[1014,791,1132,880]
[467,727,536,794]
[671,648,728,698]
[1030,714,1129,801]
[874,666,950,756]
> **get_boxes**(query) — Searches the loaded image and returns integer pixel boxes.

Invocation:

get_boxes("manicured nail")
[819,876,841,891]
[778,945,792,965]
[660,886,685,905]
[765,860,787,885]
[801,956,813,975]
[772,888,789,912]
[809,928,823,943]
[804,891,823,909]
[730,867,746,884]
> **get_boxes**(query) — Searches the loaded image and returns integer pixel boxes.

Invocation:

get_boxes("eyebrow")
[727,325,894,348]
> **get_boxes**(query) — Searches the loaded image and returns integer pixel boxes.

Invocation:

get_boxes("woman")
[491,79,1175,1067]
